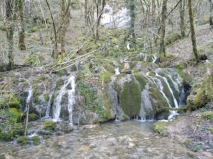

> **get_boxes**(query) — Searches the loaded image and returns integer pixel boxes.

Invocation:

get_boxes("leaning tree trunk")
[188,0,199,63]
[159,0,168,61]
[18,0,26,50]
[210,0,213,26]
[6,0,15,70]
[179,0,186,37]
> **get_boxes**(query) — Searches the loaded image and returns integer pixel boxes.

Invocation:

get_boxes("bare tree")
[159,0,168,60]
[188,0,199,62]
[179,0,186,37]
[18,0,26,50]
[210,0,213,27]
[6,0,15,70]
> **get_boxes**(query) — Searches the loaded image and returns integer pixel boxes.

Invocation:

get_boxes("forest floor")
[164,24,213,157]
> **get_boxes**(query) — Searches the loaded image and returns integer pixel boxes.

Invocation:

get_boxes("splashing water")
[53,75,75,123]
[114,67,120,75]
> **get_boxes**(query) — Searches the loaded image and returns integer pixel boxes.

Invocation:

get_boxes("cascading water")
[114,67,120,75]
[153,78,172,107]
[152,55,157,63]
[45,83,56,118]
[53,75,76,123]
[24,85,33,113]
[67,76,75,125]
[156,72,179,108]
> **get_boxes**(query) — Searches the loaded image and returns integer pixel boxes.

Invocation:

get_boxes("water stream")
[53,75,75,123]
[0,121,201,159]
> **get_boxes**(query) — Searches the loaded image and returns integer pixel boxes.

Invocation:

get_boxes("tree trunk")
[188,0,199,62]
[159,0,167,60]
[179,0,185,37]
[6,0,15,70]
[45,0,58,59]
[60,0,71,55]
[210,0,213,26]
[18,0,26,50]
[95,0,105,43]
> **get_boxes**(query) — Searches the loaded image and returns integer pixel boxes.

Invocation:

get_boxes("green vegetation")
[17,136,30,145]
[24,53,45,66]
[0,94,24,141]
[0,94,21,109]
[32,136,40,145]
[120,77,141,117]
[201,112,213,121]
[153,121,169,136]
[44,121,56,131]
[134,72,147,90]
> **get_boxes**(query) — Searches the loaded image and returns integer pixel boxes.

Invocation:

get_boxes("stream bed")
[0,121,207,159]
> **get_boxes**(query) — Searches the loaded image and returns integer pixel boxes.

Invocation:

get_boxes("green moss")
[0,94,21,109]
[8,108,22,122]
[17,136,30,145]
[29,113,38,121]
[153,121,169,136]
[103,93,113,120]
[24,53,44,66]
[210,128,213,134]
[193,89,207,108]
[174,68,190,82]
[120,77,141,117]
[134,72,147,90]
[32,76,45,84]
[32,136,40,145]
[56,69,67,76]
[149,85,169,113]
[30,26,38,32]
[0,132,13,141]
[201,112,213,121]
[100,71,113,84]
[44,121,56,131]
[44,93,49,102]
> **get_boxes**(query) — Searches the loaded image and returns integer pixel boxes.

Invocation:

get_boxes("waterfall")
[152,55,157,63]
[153,78,171,107]
[45,83,56,118]
[24,85,33,113]
[179,88,186,106]
[67,76,75,125]
[114,67,120,75]
[156,73,178,108]
[53,75,75,123]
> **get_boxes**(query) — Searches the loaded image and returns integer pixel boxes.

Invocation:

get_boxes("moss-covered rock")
[44,121,56,131]
[149,85,170,119]
[32,136,40,145]
[120,77,141,117]
[17,136,30,145]
[134,72,147,90]
[29,113,38,121]
[153,121,169,136]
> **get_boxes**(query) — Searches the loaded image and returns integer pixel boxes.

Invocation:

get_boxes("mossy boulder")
[44,121,56,131]
[17,136,30,145]
[29,113,39,121]
[120,77,141,117]
[32,136,40,145]
[153,121,169,136]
